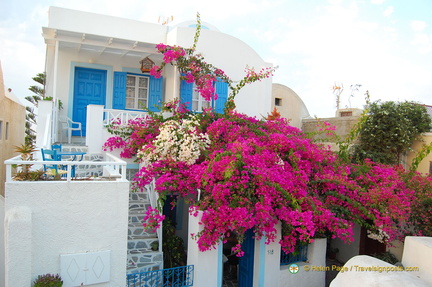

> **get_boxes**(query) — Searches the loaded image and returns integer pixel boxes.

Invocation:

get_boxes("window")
[5,122,8,140]
[192,87,211,112]
[275,97,282,106]
[113,72,163,112]
[126,75,149,110]
[340,111,352,117]
[0,121,3,140]
[280,244,308,265]
[180,79,228,114]
[429,162,432,175]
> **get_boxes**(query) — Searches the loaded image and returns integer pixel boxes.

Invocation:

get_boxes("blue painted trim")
[258,238,266,287]
[69,62,114,116]
[217,243,223,287]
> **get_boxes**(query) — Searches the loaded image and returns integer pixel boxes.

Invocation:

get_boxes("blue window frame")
[280,244,308,265]
[113,71,163,112]
[179,78,228,113]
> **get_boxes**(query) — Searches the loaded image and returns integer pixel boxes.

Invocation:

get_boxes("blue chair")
[41,149,75,178]
[51,144,63,153]
[41,148,60,174]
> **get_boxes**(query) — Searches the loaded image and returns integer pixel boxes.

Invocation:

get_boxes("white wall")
[4,180,129,286]
[402,236,432,284]
[168,27,273,118]
[280,238,327,287]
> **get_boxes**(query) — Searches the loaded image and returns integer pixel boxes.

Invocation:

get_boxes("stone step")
[128,238,159,252]
[128,224,157,239]
[127,250,163,274]
[129,192,149,202]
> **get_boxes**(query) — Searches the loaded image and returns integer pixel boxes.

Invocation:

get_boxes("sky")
[0,0,431,118]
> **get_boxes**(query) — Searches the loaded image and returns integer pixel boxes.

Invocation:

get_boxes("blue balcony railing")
[127,265,194,287]
[280,244,308,265]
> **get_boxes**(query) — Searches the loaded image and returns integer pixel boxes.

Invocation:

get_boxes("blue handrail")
[127,265,194,287]
[280,244,308,265]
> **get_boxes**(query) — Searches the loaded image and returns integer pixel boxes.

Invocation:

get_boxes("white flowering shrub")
[138,116,211,165]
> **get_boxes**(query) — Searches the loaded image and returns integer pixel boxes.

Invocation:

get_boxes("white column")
[254,222,282,287]
[86,105,105,154]
[187,210,222,287]
[5,206,32,287]
[36,100,54,150]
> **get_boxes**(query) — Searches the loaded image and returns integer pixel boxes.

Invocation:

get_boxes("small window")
[126,75,149,110]
[0,121,3,140]
[275,98,282,106]
[429,162,432,175]
[192,86,211,112]
[280,244,308,265]
[340,111,352,117]
[5,122,8,140]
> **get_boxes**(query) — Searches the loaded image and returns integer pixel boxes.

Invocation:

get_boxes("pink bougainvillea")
[105,110,415,256]
[103,15,422,257]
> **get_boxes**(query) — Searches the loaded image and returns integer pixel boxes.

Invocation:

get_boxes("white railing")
[103,109,149,126]
[4,152,127,183]
[146,179,163,253]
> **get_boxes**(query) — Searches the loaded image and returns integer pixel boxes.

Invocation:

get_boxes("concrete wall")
[271,83,311,129]
[302,115,360,144]
[279,238,327,287]
[0,61,26,196]
[4,180,129,286]
[168,27,273,118]
[402,236,432,285]
[406,133,432,175]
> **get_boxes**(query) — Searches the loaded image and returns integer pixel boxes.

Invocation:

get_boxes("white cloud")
[383,6,394,17]
[411,20,427,32]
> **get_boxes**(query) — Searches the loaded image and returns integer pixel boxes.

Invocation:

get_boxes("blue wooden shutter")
[215,80,228,114]
[148,75,163,112]
[112,72,126,109]
[180,80,193,111]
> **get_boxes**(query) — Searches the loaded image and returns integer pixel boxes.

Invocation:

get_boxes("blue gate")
[238,229,255,287]
[127,265,194,287]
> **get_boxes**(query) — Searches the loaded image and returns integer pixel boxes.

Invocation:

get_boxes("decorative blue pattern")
[127,265,194,287]
[280,244,308,265]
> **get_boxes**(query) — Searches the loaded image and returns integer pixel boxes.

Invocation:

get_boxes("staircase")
[127,191,163,274]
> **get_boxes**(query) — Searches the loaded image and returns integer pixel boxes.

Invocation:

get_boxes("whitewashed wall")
[168,27,273,118]
[279,238,327,287]
[402,236,432,285]
[4,180,129,287]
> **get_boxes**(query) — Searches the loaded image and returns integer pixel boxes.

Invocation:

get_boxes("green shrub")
[33,273,63,287]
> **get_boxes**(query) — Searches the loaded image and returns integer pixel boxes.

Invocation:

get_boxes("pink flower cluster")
[142,206,166,233]
[105,110,417,256]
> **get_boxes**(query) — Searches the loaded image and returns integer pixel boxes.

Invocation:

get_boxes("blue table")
[56,151,86,161]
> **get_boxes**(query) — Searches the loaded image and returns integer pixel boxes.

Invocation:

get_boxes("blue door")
[238,229,255,287]
[73,67,107,135]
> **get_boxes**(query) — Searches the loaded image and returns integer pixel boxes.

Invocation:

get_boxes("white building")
[2,6,326,287]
